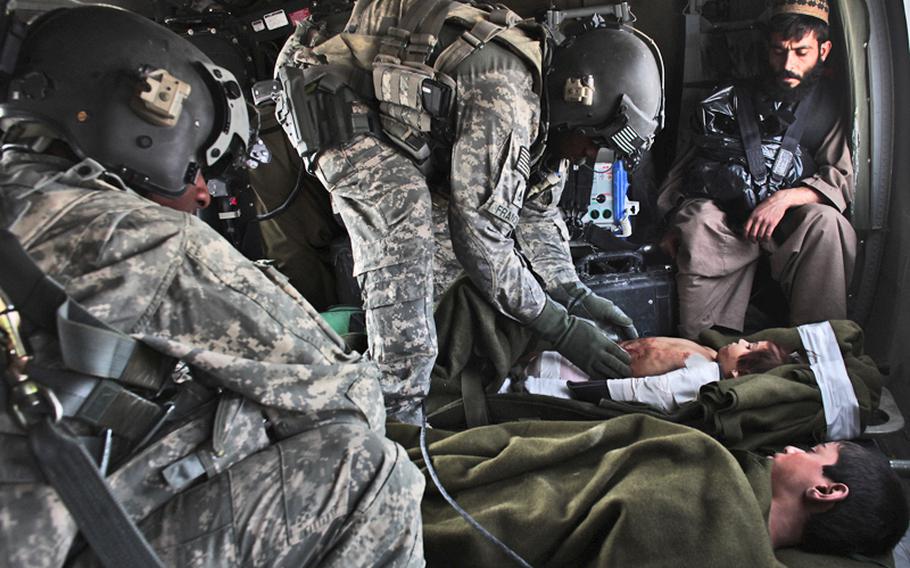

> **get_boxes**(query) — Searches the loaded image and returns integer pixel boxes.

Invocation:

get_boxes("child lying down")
[507,337,791,412]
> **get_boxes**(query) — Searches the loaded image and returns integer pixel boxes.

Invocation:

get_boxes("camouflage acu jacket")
[0,152,389,566]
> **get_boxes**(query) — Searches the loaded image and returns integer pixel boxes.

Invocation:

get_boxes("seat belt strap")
[26,363,166,441]
[735,84,820,201]
[734,84,768,197]
[772,84,819,188]
[57,300,168,390]
[3,292,165,568]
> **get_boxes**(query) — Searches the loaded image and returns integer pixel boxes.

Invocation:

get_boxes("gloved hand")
[528,299,632,378]
[550,280,639,341]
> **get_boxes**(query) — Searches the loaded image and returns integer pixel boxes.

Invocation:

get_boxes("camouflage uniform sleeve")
[514,167,581,290]
[447,43,547,324]
[274,23,307,74]
[144,215,387,431]
[19,190,386,431]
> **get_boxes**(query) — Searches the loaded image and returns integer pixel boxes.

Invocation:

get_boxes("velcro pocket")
[360,263,427,309]
[373,60,434,111]
[350,233,430,279]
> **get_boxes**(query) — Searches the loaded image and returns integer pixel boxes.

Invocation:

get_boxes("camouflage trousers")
[313,52,545,424]
[66,422,425,567]
[314,136,437,425]
[2,424,424,567]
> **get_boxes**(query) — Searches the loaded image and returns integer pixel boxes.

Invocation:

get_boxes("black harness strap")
[734,85,768,205]
[403,0,455,63]
[735,84,820,206]
[0,229,165,567]
[772,85,819,188]
[28,419,165,568]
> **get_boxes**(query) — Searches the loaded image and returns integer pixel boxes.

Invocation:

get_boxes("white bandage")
[797,322,861,440]
[607,354,720,413]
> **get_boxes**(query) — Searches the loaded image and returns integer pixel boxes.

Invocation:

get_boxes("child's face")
[717,339,776,377]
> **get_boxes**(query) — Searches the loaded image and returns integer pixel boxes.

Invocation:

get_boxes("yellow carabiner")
[0,291,27,360]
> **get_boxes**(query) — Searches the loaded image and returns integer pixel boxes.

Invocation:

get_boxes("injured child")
[389,415,908,567]
[430,277,881,448]
[508,336,791,412]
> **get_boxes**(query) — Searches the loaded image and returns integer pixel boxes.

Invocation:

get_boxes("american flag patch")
[515,146,531,181]
[610,125,643,158]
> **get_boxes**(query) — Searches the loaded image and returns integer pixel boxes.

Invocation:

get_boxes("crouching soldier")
[0,6,423,567]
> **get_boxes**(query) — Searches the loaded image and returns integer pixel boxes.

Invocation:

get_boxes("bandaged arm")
[607,354,721,413]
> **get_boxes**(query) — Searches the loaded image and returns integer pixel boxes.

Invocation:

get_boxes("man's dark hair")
[768,13,830,44]
[735,341,789,375]
[801,442,909,557]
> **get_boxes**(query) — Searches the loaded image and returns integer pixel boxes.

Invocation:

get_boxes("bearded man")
[658,0,856,339]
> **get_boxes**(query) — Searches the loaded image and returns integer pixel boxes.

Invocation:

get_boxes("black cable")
[418,413,534,568]
[253,163,305,222]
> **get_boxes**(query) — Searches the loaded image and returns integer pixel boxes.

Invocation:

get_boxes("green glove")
[550,280,639,341]
[528,299,632,378]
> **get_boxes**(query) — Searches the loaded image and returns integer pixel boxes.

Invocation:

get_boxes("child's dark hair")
[735,341,790,375]
[801,441,909,557]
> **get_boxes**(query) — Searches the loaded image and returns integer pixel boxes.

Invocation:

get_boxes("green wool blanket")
[388,416,890,568]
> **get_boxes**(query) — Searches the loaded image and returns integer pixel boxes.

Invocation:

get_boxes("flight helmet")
[546,18,664,166]
[0,5,251,197]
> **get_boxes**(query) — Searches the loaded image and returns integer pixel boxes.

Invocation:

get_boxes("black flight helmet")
[0,5,250,198]
[546,22,664,168]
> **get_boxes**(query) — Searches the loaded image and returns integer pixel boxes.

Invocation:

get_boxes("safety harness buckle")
[2,297,62,429]
[9,377,63,429]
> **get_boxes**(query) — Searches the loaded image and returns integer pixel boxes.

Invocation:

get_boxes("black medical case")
[576,250,677,338]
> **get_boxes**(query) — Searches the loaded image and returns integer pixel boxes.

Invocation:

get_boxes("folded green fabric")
[390,415,783,568]
[698,321,882,449]
[429,276,539,416]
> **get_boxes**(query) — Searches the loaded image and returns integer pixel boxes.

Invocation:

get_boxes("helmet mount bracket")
[131,67,191,128]
[564,75,595,106]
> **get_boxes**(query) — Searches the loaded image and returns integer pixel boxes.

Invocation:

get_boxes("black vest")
[748,75,841,177]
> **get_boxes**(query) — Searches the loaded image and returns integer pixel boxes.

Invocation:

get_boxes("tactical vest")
[790,77,840,156]
[299,0,546,164]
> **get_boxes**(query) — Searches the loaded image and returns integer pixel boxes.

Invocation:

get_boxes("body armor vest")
[305,0,546,164]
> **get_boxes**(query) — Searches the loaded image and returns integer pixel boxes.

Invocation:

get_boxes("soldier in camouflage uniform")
[0,7,423,566]
[275,0,665,423]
